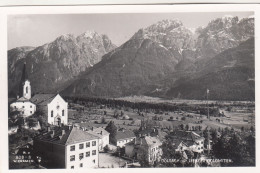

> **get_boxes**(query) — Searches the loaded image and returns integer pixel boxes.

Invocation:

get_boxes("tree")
[105,121,118,145]
[27,117,38,128]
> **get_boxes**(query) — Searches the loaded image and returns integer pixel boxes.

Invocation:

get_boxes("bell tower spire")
[18,62,31,99]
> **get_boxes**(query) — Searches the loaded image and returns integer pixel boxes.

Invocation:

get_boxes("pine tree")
[105,121,117,145]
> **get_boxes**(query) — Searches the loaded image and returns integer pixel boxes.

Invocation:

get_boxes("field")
[67,98,254,133]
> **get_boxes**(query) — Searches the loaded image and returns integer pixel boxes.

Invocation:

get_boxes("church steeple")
[21,63,28,83]
[18,63,31,99]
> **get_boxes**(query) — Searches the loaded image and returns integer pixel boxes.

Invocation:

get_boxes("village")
[8,64,255,169]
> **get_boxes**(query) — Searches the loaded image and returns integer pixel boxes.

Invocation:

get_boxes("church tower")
[19,63,31,99]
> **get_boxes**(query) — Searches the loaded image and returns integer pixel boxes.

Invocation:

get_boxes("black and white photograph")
[0,2,259,172]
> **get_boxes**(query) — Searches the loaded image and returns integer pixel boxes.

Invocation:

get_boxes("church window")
[26,87,28,94]
[93,159,95,163]
[30,105,32,108]
[80,163,83,167]
[62,110,64,116]
[51,110,53,117]
[30,111,32,114]
[71,166,74,169]
[22,106,25,108]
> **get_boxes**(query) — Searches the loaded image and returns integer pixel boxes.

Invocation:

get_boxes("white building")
[125,136,163,165]
[170,131,205,154]
[31,94,68,126]
[10,97,36,117]
[115,130,136,148]
[34,126,99,169]
[77,123,110,151]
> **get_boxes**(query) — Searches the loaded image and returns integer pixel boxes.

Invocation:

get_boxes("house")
[77,123,110,151]
[125,135,162,165]
[137,127,165,141]
[169,131,205,154]
[115,130,136,148]
[30,94,68,126]
[10,63,36,117]
[33,125,99,169]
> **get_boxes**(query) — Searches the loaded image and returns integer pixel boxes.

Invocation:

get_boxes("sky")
[8,12,253,50]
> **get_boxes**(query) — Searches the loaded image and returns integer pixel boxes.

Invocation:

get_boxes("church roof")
[30,94,56,105]
[16,96,32,102]
[34,126,99,146]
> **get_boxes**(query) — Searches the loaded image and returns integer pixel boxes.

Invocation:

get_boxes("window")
[22,111,24,114]
[22,106,25,108]
[70,145,75,151]
[30,111,32,114]
[62,110,64,116]
[86,152,90,157]
[201,141,204,144]
[198,147,200,150]
[14,106,16,109]
[30,105,32,108]
[51,110,53,117]
[86,142,90,148]
[92,150,96,156]
[93,159,95,163]
[71,166,74,169]
[26,87,28,93]
[92,141,96,146]
[80,163,83,167]
[70,155,75,161]
[79,143,84,149]
[79,153,84,160]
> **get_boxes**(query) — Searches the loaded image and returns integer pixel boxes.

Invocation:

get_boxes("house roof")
[127,136,162,148]
[116,130,136,141]
[172,130,204,141]
[33,126,99,145]
[142,136,162,148]
[82,127,110,138]
[30,94,56,105]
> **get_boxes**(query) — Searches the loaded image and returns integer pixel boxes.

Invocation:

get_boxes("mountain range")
[8,16,255,101]
[8,31,116,95]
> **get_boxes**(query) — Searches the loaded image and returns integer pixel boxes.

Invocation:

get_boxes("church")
[10,63,36,117]
[10,63,68,126]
